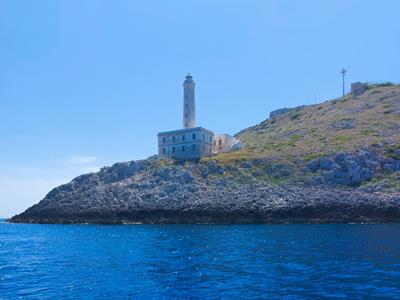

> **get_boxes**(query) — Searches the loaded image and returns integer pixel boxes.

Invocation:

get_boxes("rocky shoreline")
[9,149,400,224]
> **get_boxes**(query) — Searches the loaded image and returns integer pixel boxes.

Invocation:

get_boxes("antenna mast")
[340,68,347,97]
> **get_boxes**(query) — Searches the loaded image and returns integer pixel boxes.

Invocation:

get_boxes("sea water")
[1,221,399,299]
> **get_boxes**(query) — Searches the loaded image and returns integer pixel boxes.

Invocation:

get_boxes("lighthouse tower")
[157,74,215,159]
[183,74,196,128]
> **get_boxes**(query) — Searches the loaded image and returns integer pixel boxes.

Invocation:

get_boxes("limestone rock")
[265,164,292,178]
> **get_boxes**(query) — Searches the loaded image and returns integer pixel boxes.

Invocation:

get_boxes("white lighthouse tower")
[183,73,196,128]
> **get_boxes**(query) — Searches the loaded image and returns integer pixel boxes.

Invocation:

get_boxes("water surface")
[1,221,399,299]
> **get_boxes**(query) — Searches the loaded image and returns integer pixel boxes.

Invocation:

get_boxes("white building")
[158,127,214,159]
[213,134,242,154]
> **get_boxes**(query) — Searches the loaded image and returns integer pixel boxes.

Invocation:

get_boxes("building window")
[209,136,212,142]
[219,139,222,145]
[192,144,195,151]
[202,134,205,141]
[192,133,196,140]
[172,147,175,153]
[172,136,176,142]
[162,137,166,143]
[182,135,185,141]
[185,95,188,99]
[214,140,216,146]
[185,113,188,118]
[162,148,166,154]
[185,123,188,127]
[182,146,185,152]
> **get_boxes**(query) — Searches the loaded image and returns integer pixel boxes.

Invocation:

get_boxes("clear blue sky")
[1,0,399,217]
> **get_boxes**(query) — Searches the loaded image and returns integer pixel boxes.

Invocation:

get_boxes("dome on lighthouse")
[183,73,194,85]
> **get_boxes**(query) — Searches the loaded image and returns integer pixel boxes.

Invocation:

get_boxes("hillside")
[220,83,400,161]
[9,84,400,224]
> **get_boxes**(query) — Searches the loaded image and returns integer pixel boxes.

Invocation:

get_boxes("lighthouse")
[183,73,196,128]
[157,74,218,160]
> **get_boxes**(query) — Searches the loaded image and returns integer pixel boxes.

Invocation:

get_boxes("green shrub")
[290,112,300,121]
[361,129,375,135]
[290,134,303,141]
[304,152,325,162]
[387,145,400,160]
[382,104,392,109]
[335,135,350,144]
[376,82,395,87]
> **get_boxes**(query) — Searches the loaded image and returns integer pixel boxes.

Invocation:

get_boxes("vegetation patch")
[382,104,392,109]
[334,135,350,144]
[376,82,395,87]
[289,112,301,121]
[304,152,325,162]
[361,129,375,136]
[290,133,303,141]
[386,145,400,160]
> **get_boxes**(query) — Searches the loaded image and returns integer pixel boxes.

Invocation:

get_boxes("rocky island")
[9,83,400,224]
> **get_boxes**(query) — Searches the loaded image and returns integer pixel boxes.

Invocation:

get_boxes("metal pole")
[340,68,347,97]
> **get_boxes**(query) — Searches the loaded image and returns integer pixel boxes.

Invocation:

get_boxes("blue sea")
[1,221,399,299]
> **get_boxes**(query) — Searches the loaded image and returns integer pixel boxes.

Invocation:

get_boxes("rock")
[207,161,224,175]
[100,161,143,183]
[182,171,194,183]
[331,119,355,130]
[240,161,253,169]
[306,150,382,186]
[351,82,368,96]
[361,179,392,192]
[307,157,337,172]
[265,164,292,178]
[164,184,177,194]
[216,179,229,187]
[279,129,308,139]
[252,171,263,177]
[7,150,400,225]
[199,166,209,179]
[382,159,400,173]
[269,106,305,119]
[225,164,239,173]
[324,160,374,187]
[154,168,172,181]
[269,107,290,118]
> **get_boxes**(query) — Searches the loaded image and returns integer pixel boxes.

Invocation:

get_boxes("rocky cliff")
[9,84,400,224]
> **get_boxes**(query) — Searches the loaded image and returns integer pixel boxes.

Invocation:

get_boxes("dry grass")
[220,85,400,162]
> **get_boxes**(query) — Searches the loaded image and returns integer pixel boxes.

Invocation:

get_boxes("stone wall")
[351,82,368,96]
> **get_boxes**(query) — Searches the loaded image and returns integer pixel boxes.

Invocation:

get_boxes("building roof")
[158,127,214,136]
